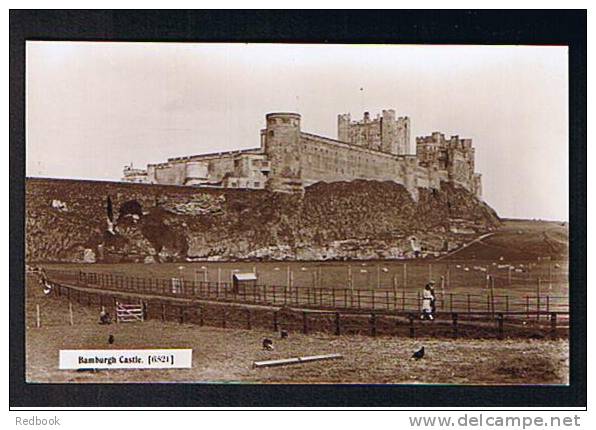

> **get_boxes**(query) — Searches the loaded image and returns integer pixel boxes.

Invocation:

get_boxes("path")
[437,232,496,260]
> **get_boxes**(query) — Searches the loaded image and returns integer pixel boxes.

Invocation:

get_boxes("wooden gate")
[116,302,144,323]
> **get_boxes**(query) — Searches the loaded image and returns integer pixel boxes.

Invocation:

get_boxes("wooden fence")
[42,279,569,339]
[45,269,568,319]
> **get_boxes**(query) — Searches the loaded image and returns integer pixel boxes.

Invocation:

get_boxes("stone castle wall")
[298,132,407,186]
[124,109,482,201]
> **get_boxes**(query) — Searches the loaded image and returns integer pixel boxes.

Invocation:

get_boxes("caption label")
[59,349,192,369]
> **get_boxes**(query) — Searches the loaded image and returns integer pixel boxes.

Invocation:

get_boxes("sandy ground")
[27,319,569,385]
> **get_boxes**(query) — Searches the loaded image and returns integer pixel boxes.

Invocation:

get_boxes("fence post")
[452,313,458,338]
[370,313,377,337]
[550,312,557,338]
[505,296,510,313]
[403,263,407,289]
[536,278,541,321]
[332,288,336,308]
[525,296,530,319]
[450,293,454,313]
[408,313,415,338]
[497,313,504,340]
[334,312,341,336]
[273,311,278,332]
[402,290,406,311]
[36,304,41,328]
[302,311,308,334]
[344,289,348,309]
[467,294,471,314]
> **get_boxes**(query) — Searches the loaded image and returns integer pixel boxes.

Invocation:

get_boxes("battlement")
[416,132,479,198]
[337,109,410,156]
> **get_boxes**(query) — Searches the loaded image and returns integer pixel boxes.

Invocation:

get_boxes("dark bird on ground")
[262,338,274,350]
[108,335,114,344]
[411,347,425,360]
[280,330,288,339]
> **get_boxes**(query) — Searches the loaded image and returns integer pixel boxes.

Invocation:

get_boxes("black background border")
[9,9,587,408]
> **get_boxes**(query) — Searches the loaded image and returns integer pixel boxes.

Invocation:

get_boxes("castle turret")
[264,112,303,193]
[381,109,397,154]
[337,113,351,142]
[396,116,410,155]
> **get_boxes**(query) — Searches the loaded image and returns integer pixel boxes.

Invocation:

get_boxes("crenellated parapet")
[337,110,410,155]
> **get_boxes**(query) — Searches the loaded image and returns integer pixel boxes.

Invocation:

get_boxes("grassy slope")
[447,219,568,261]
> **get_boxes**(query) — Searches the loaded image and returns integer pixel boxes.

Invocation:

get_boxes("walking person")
[428,280,437,317]
[421,284,434,320]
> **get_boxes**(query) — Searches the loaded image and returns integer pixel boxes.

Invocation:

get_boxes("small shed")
[232,272,258,293]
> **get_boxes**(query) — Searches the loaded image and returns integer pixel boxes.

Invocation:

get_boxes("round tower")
[264,112,303,193]
[184,161,208,186]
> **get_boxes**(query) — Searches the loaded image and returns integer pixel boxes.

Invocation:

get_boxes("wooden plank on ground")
[253,353,343,368]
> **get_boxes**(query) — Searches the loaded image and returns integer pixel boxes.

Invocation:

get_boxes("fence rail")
[45,269,569,318]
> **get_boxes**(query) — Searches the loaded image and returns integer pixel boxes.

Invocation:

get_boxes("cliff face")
[25,178,500,263]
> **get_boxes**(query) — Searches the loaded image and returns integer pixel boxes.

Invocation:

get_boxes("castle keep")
[122,109,482,200]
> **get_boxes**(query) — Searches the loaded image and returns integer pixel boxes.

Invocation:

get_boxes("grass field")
[26,275,569,384]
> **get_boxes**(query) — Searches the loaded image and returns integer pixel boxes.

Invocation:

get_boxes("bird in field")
[108,334,114,345]
[262,338,274,350]
[411,346,425,360]
[280,330,288,339]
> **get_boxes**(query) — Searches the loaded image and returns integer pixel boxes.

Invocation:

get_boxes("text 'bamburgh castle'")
[122,109,483,201]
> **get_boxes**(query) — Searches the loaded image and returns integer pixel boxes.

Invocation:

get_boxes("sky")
[26,42,568,221]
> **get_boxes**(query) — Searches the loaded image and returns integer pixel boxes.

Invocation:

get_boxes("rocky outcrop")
[25,178,500,263]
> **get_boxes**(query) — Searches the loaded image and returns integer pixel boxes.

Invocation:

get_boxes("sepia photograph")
[23,40,571,386]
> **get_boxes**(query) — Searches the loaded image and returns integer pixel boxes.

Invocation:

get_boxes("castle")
[122,109,482,201]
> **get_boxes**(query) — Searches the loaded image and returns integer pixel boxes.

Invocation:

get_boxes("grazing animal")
[108,335,114,345]
[280,330,288,339]
[411,347,425,360]
[262,338,274,350]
